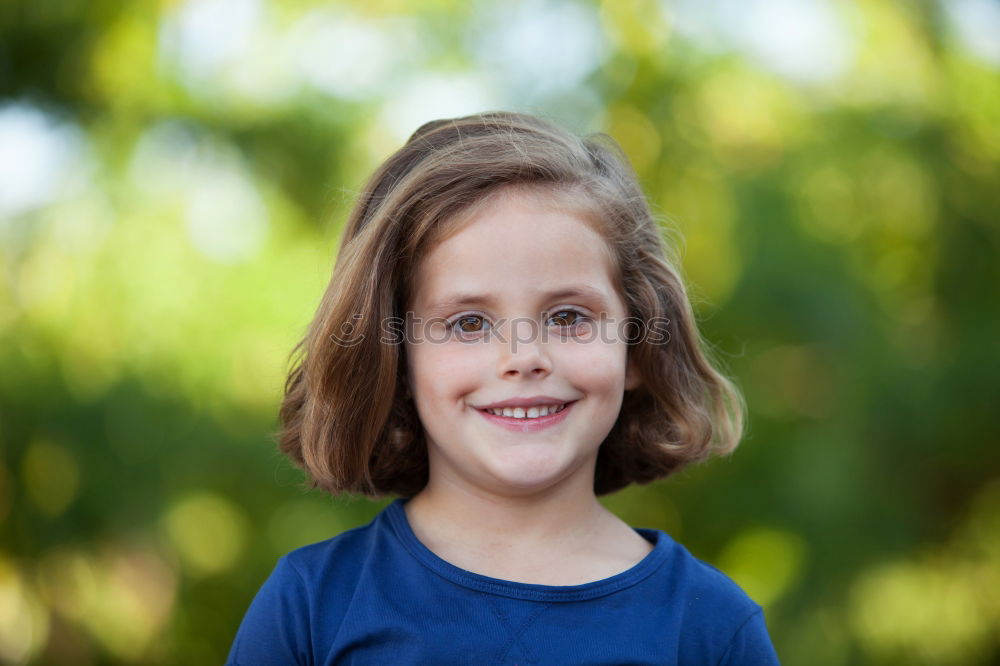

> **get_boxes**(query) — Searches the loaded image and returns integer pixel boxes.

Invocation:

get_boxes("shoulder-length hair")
[278,111,744,497]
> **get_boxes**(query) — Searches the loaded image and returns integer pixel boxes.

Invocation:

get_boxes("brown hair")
[278,111,744,497]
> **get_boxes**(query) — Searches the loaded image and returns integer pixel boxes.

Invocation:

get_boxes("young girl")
[227,112,780,665]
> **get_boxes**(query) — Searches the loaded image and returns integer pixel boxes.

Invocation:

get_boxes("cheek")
[558,340,630,392]
[407,342,484,405]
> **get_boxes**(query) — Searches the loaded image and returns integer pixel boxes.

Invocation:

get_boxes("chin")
[484,448,588,496]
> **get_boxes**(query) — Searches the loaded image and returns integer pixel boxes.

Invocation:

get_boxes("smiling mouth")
[474,401,577,432]
[480,403,568,419]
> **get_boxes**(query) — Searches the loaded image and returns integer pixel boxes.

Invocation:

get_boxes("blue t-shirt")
[227,500,780,665]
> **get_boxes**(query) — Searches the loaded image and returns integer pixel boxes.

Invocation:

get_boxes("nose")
[497,320,552,379]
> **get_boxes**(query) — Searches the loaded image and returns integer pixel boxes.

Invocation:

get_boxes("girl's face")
[406,190,640,499]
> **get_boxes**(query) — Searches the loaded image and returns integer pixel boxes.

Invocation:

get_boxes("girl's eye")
[450,314,489,335]
[547,309,586,327]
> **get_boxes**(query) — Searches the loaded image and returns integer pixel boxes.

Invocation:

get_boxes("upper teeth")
[486,404,566,419]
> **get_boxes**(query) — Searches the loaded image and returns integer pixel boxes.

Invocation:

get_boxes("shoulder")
[227,509,397,665]
[648,530,760,615]
[642,530,780,663]
[280,515,384,586]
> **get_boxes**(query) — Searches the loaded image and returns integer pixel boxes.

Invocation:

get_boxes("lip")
[476,400,575,433]
[475,395,573,410]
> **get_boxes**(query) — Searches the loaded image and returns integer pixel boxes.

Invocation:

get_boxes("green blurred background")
[2,0,999,663]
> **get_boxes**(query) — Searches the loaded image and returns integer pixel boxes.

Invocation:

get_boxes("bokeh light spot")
[162,491,248,577]
[850,559,991,664]
[660,166,741,306]
[0,556,49,664]
[473,0,607,96]
[290,10,418,100]
[605,103,661,175]
[945,0,1000,67]
[696,68,797,169]
[0,104,90,219]
[184,164,269,265]
[22,439,80,517]
[37,545,177,662]
[378,73,498,145]
[601,0,670,57]
[716,527,806,608]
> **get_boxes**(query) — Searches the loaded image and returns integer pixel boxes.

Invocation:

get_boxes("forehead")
[410,190,621,307]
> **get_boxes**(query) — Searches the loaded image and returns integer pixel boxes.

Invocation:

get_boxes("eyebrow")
[423,285,613,316]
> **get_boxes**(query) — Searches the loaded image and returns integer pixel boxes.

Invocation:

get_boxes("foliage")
[1,0,999,663]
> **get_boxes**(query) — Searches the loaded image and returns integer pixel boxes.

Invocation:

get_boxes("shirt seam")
[489,597,551,664]
[714,607,765,666]
[283,556,312,666]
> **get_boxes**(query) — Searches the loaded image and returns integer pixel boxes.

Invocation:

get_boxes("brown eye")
[548,310,583,327]
[454,315,487,333]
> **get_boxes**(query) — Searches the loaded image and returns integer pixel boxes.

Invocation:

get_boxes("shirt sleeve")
[226,556,312,666]
[716,609,781,666]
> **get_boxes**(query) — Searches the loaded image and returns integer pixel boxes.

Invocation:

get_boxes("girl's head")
[279,111,744,497]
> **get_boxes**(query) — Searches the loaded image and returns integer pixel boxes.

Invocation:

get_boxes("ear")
[624,356,642,391]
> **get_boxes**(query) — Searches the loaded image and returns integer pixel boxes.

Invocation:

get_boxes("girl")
[227,112,780,664]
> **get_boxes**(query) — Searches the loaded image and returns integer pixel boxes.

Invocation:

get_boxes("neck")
[407,474,607,547]
[402,472,652,585]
